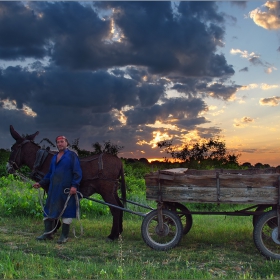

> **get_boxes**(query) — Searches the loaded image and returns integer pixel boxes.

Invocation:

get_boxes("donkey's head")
[7,125,39,174]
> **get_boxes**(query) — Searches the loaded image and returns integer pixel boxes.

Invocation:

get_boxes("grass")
[1,212,280,279]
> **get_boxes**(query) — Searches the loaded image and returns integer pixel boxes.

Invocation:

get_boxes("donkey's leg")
[101,191,122,241]
[114,194,124,234]
[107,205,122,241]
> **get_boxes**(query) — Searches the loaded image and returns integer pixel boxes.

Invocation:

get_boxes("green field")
[1,174,280,279]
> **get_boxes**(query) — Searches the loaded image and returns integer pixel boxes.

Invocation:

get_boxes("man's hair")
[55,136,69,146]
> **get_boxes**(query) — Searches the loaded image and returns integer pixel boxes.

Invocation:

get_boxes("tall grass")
[1,214,280,279]
[1,165,280,279]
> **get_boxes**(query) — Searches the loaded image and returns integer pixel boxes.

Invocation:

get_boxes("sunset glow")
[0,1,279,167]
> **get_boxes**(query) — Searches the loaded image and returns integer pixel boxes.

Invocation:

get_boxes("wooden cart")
[142,167,280,260]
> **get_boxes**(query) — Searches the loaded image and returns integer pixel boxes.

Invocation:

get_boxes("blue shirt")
[39,149,82,219]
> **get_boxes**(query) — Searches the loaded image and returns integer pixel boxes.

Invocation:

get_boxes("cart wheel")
[163,202,193,235]
[253,210,280,260]
[253,205,275,227]
[141,209,183,251]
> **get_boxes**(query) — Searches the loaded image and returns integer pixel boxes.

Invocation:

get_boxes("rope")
[39,188,84,238]
[15,171,84,238]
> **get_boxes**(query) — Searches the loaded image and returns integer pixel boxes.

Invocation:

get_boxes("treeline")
[1,136,278,178]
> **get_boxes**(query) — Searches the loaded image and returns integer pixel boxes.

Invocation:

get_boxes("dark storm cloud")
[200,82,240,100]
[0,64,166,130]
[177,117,210,128]
[0,66,133,111]
[1,1,238,157]
[47,1,233,77]
[125,97,207,126]
[0,1,235,77]
[0,2,50,60]
[171,78,240,100]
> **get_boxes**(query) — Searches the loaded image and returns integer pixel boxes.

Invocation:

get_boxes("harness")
[9,139,31,170]
[30,148,50,181]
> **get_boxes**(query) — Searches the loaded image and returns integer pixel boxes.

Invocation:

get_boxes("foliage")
[0,175,42,217]
[158,137,241,169]
[0,148,10,177]
[71,138,124,157]
[92,140,124,156]
[0,151,151,218]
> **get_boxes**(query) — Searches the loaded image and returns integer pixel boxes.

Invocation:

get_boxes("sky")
[0,1,279,166]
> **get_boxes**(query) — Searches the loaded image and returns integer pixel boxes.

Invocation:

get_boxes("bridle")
[8,139,32,171]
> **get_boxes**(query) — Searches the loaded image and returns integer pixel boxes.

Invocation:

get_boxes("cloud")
[249,1,280,30]
[0,1,238,158]
[230,1,247,9]
[230,48,276,73]
[124,97,208,126]
[239,67,248,72]
[238,83,279,91]
[234,116,255,128]
[171,78,240,100]
[260,83,279,90]
[259,96,280,106]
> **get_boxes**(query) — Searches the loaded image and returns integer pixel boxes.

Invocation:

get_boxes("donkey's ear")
[26,131,39,141]
[10,125,23,141]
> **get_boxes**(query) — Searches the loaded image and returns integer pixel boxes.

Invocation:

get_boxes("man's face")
[56,138,68,151]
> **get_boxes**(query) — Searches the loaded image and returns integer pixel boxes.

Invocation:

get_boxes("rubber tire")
[163,202,193,235]
[253,210,280,260]
[141,209,183,251]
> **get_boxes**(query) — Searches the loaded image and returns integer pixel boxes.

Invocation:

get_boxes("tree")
[241,162,253,168]
[71,138,124,157]
[92,140,123,156]
[157,137,240,168]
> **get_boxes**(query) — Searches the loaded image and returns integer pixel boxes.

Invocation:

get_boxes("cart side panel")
[145,169,279,204]
[146,185,278,204]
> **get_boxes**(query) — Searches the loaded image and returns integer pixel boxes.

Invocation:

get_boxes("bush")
[0,149,10,177]
[0,175,42,217]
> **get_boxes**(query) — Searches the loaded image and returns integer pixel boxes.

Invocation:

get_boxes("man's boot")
[57,223,70,244]
[36,219,54,241]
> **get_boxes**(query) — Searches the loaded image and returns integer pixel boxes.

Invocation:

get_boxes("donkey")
[7,125,126,241]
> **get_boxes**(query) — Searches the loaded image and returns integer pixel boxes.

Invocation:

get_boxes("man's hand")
[33,182,41,189]
[70,186,77,195]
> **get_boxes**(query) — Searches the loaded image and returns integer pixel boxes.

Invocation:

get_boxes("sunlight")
[23,105,37,117]
[146,120,179,130]
[111,109,127,125]
[136,130,173,149]
[0,99,37,117]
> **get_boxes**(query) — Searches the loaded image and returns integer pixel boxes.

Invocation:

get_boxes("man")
[33,135,82,244]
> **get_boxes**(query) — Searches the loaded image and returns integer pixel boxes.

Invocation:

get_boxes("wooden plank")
[160,168,188,174]
[146,185,278,204]
[185,168,280,176]
[145,173,280,188]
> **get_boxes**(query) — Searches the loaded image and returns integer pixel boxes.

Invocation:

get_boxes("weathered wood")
[146,185,278,204]
[145,168,280,204]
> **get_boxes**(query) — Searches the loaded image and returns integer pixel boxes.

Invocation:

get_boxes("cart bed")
[145,168,280,204]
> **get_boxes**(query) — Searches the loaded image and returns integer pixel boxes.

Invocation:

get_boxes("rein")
[14,171,84,238]
[39,188,84,238]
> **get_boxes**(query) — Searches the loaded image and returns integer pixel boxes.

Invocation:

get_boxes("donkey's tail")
[119,162,126,208]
